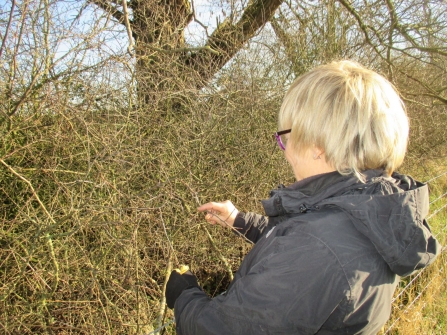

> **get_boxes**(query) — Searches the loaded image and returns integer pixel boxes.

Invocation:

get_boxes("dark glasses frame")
[274,129,292,150]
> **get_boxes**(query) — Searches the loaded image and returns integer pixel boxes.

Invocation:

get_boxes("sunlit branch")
[89,0,125,23]
[0,0,16,59]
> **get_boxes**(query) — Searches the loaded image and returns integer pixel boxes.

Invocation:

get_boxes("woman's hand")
[197,200,239,229]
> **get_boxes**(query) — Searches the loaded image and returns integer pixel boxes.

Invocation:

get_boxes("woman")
[165,60,440,334]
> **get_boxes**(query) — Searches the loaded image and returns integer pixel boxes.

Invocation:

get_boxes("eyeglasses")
[274,129,291,150]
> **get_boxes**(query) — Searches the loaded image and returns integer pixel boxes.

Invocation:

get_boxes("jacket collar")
[262,170,383,217]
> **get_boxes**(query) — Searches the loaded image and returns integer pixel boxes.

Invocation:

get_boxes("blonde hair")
[278,60,409,181]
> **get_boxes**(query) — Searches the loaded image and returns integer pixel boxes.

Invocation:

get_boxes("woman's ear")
[312,146,325,160]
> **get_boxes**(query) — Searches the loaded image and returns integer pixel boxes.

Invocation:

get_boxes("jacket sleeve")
[173,232,349,335]
[232,212,269,243]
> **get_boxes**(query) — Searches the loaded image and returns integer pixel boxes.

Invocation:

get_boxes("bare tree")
[89,0,284,105]
[266,0,447,104]
[0,0,129,121]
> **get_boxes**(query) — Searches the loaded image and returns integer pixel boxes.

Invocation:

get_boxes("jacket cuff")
[233,212,249,235]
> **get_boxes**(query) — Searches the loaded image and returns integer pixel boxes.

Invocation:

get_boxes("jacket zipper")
[298,204,320,213]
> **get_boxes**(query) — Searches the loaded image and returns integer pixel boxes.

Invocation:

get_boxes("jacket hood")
[262,170,441,277]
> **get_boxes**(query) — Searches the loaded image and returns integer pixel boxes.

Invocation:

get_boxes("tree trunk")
[91,0,283,110]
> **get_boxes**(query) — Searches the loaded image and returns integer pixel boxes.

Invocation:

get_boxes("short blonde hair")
[279,60,409,180]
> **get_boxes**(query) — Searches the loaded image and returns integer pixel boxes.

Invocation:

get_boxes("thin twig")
[0,158,59,293]
[0,159,54,223]
[0,0,16,59]
[122,0,134,55]
[148,318,175,335]
[206,211,254,245]
[158,210,178,264]
[155,256,173,335]
[144,43,219,55]
[15,167,87,175]
[202,225,234,281]
[191,0,210,38]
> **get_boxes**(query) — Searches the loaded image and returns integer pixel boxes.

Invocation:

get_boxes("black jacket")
[174,170,441,334]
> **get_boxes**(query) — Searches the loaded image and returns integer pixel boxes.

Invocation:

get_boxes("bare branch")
[89,0,125,23]
[187,0,283,84]
[337,0,386,59]
[145,43,219,55]
[191,0,211,38]
[0,0,16,59]
[122,0,134,55]
[385,0,447,57]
